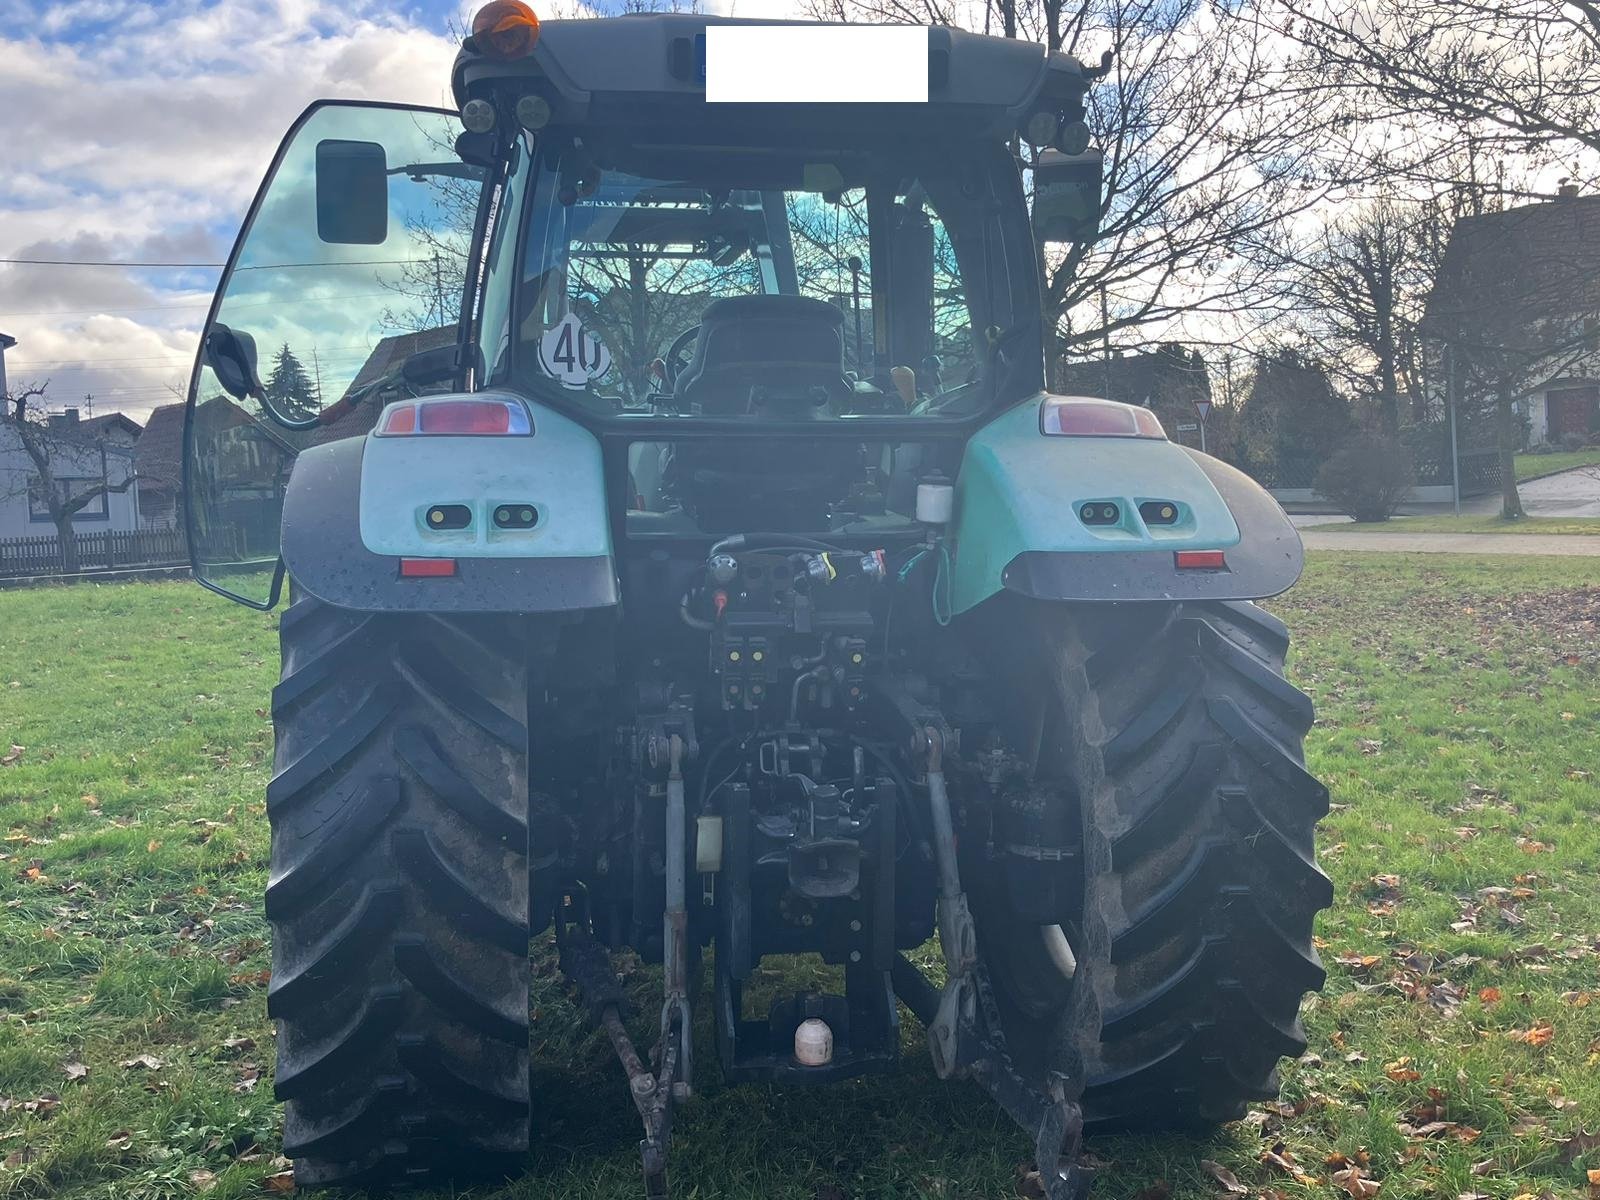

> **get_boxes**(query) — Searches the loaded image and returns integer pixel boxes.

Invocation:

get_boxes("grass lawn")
[3,560,1600,1200]
[1317,514,1600,535]
[1514,448,1600,482]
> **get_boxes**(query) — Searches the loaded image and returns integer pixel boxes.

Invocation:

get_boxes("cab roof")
[451,16,1088,146]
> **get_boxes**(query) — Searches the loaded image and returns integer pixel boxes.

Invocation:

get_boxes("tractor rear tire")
[266,592,531,1186]
[970,599,1331,1129]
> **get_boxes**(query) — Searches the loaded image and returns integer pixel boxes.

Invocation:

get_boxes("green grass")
[1317,514,1600,535]
[3,563,1600,1200]
[1514,448,1600,481]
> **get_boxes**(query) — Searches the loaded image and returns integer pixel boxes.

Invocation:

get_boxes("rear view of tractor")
[183,7,1331,1197]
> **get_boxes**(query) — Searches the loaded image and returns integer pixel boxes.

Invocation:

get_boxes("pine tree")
[264,344,320,422]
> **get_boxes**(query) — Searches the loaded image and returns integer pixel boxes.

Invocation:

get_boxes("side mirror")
[315,139,389,244]
[204,323,264,401]
[1032,148,1102,245]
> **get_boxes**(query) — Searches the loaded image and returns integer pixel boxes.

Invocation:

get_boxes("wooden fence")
[0,527,191,577]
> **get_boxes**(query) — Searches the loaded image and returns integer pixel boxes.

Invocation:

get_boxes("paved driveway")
[1518,465,1600,517]
[1291,464,1600,529]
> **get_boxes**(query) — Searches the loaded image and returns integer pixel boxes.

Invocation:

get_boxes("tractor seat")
[673,295,852,414]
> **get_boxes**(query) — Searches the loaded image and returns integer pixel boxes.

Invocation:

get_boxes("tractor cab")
[184,12,1096,605]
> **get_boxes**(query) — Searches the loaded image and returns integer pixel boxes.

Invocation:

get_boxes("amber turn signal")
[471,0,541,60]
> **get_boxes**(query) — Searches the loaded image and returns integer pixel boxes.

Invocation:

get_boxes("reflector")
[400,558,458,577]
[1040,397,1166,439]
[472,1,541,60]
[1174,550,1227,570]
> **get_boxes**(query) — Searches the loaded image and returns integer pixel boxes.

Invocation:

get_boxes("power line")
[1,257,423,270]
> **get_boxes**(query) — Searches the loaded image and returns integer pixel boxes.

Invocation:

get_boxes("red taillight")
[400,558,457,577]
[377,398,531,437]
[1041,397,1166,440]
[1174,550,1227,571]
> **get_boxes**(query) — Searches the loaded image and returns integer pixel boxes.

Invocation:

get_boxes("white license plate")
[704,25,929,104]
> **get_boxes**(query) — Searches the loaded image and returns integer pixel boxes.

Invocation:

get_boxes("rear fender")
[947,395,1301,611]
[282,392,619,614]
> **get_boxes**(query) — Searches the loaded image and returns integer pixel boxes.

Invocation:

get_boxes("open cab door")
[184,101,480,607]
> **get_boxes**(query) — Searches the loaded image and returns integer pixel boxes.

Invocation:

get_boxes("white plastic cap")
[916,477,955,525]
[794,1017,834,1066]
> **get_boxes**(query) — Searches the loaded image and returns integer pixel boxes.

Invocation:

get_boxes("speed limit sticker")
[538,312,612,389]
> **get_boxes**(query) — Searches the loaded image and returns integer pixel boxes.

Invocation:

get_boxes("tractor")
[183,8,1331,1197]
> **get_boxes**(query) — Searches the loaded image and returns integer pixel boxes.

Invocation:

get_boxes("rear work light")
[1041,397,1166,439]
[376,398,532,437]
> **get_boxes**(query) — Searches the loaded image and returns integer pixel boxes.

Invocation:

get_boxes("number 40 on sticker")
[539,312,612,389]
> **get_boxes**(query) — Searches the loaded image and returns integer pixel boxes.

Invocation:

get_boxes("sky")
[0,0,802,422]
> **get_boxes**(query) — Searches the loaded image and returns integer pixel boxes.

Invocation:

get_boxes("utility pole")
[1099,284,1111,399]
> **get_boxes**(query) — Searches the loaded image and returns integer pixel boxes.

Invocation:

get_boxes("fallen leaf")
[119,1054,163,1071]
[104,1131,133,1150]
[1479,987,1502,1004]
[221,1036,256,1055]
[1332,1165,1382,1198]
[1199,1160,1246,1194]
[1016,1165,1046,1199]
[62,1061,88,1081]
[1564,1130,1600,1162]
[263,1169,296,1193]
[189,1169,218,1193]
[1385,1058,1422,1082]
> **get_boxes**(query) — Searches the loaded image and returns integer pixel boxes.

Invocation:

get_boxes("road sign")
[1177,422,1199,432]
[1192,397,1212,422]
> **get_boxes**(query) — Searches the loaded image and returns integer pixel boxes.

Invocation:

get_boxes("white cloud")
[0,0,460,420]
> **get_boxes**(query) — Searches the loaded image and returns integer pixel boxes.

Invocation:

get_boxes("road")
[1300,531,1600,555]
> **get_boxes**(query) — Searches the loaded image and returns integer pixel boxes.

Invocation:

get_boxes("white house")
[0,410,141,539]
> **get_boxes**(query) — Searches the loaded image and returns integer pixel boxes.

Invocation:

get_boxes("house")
[0,414,141,538]
[1423,189,1600,448]
[1057,344,1214,446]
[134,328,454,538]
[132,402,186,529]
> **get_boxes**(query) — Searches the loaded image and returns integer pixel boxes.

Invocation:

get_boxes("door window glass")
[185,103,481,605]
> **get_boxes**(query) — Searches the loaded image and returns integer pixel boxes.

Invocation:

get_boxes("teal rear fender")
[947,395,1303,611]
[280,392,619,614]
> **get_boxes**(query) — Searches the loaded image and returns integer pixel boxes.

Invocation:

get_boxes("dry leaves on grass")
[1507,1023,1555,1047]
[61,1061,87,1081]
[1332,1165,1382,1198]
[1199,1160,1246,1194]
[1260,1146,1318,1187]
[119,1054,163,1071]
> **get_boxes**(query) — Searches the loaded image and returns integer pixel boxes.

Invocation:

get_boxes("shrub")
[1314,436,1415,522]
[1561,431,1588,453]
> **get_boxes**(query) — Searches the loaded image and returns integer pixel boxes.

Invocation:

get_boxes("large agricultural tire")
[265,591,532,1186]
[968,598,1332,1130]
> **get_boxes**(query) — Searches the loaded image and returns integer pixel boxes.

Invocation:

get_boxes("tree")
[1274,0,1600,163]
[1,383,138,574]
[1291,201,1432,432]
[1234,349,1355,486]
[807,0,1355,372]
[264,345,321,424]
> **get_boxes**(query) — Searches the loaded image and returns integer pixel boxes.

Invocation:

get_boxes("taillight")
[377,398,532,437]
[1041,397,1166,440]
[1174,550,1227,571]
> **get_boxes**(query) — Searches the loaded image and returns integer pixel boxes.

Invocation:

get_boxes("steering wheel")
[662,324,701,389]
